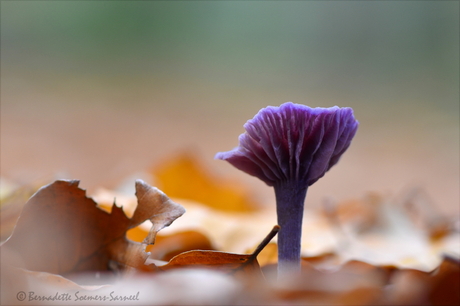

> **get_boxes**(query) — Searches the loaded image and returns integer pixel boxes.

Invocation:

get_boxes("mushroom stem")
[274,180,308,278]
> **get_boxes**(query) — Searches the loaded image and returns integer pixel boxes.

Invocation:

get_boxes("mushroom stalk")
[275,181,308,277]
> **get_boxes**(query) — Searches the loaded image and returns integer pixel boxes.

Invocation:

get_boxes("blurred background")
[1,1,458,213]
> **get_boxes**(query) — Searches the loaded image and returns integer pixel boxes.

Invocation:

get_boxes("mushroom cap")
[215,102,358,187]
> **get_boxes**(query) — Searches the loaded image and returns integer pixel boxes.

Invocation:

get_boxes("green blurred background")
[1,1,459,213]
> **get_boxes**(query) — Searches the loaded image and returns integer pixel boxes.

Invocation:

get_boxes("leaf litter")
[1,154,459,305]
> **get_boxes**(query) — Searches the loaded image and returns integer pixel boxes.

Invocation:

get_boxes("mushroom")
[215,102,358,277]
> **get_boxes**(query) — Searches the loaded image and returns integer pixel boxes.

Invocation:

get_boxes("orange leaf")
[152,152,258,212]
[155,225,279,280]
[158,250,259,276]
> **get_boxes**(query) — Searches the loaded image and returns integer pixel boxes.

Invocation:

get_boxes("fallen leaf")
[132,180,186,245]
[427,255,460,305]
[151,152,258,212]
[1,179,185,275]
[157,250,260,276]
[154,226,279,281]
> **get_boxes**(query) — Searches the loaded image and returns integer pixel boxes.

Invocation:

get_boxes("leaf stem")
[274,181,308,278]
[250,225,280,259]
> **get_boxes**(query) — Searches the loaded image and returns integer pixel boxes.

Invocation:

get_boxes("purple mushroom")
[215,102,358,277]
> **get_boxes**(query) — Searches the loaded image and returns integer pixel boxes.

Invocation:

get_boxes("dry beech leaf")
[427,256,460,305]
[132,180,186,245]
[157,250,261,277]
[1,179,185,275]
[152,152,258,212]
[154,226,279,281]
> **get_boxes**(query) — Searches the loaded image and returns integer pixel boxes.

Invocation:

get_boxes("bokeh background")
[1,1,458,214]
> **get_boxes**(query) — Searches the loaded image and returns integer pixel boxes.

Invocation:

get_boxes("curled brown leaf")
[1,179,185,275]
